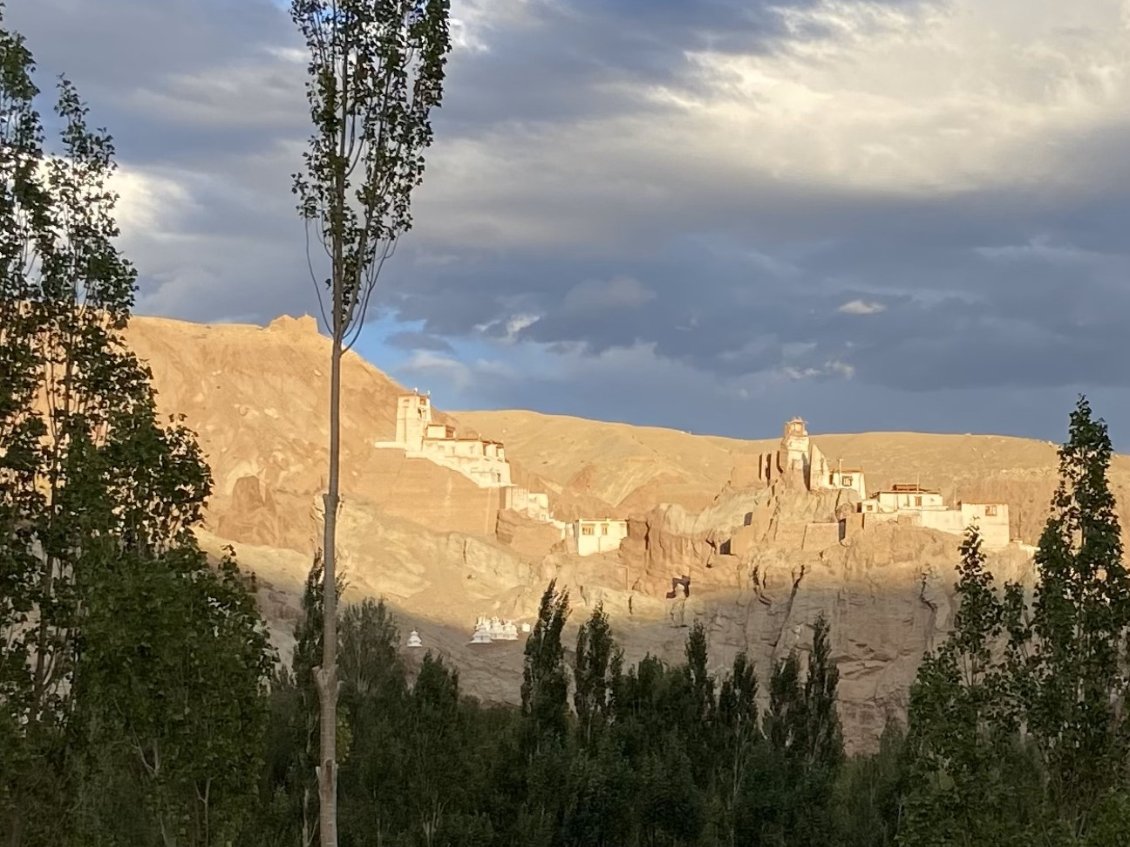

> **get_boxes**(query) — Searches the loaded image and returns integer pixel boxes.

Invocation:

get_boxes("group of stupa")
[469,616,526,644]
[404,617,530,651]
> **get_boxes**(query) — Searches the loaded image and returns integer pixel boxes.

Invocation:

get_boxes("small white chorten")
[407,630,423,649]
[469,617,493,645]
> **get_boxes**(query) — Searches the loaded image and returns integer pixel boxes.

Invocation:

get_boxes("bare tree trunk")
[7,813,23,847]
[303,783,315,847]
[316,291,343,847]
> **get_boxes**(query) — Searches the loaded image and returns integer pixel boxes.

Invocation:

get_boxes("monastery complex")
[758,417,869,499]
[758,418,1011,550]
[370,396,1014,644]
[375,394,1012,571]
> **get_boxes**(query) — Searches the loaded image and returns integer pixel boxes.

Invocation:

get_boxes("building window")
[842,475,853,487]
[914,496,922,507]
[985,505,998,517]
[581,526,594,536]
[601,524,609,535]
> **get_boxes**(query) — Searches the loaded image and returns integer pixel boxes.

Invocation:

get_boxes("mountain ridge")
[120,312,1130,751]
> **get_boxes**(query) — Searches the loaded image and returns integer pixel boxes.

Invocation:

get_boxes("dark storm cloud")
[437,0,927,130]
[7,0,304,161]
[6,0,1130,442]
[378,172,1130,394]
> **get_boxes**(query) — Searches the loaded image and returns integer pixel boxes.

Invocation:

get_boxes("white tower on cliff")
[781,417,811,477]
[395,391,431,451]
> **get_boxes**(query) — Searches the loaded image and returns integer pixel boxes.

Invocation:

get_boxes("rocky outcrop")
[495,509,563,558]
[603,484,1039,752]
[620,484,858,578]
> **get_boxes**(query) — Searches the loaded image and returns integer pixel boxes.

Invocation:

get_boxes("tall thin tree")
[1007,395,1130,838]
[289,2,451,844]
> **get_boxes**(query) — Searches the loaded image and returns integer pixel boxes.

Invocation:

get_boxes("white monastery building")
[503,487,552,523]
[570,519,629,557]
[381,391,512,488]
[859,483,1010,549]
[375,390,565,533]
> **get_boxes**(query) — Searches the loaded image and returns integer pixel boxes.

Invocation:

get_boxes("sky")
[8,0,1130,444]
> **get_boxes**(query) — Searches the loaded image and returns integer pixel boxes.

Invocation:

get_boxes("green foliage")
[289,5,454,841]
[337,599,408,842]
[681,621,716,787]
[902,397,1130,846]
[715,651,760,847]
[1014,396,1130,838]
[289,0,453,340]
[573,603,617,747]
[0,12,273,844]
[834,720,909,847]
[256,556,343,847]
[901,526,1030,847]
[242,579,865,847]
[73,551,273,845]
[757,614,845,846]
[521,580,570,753]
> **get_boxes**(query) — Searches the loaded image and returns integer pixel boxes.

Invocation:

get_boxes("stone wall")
[367,450,503,536]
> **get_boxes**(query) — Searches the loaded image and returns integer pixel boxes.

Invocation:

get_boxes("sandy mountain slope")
[125,315,519,545]
[120,314,1130,751]
[456,409,752,513]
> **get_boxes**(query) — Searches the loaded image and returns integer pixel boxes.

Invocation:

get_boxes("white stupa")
[469,617,493,645]
[487,617,503,639]
[521,622,532,634]
[407,630,423,649]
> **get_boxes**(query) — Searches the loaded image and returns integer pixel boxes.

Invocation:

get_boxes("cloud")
[397,349,517,394]
[838,299,886,315]
[561,276,656,312]
[9,0,1130,443]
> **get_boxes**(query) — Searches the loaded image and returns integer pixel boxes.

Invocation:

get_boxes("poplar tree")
[1007,396,1130,839]
[573,603,617,747]
[289,2,452,844]
[521,580,570,752]
[901,528,1028,846]
[762,614,844,846]
[517,581,570,845]
[682,621,717,787]
[715,651,759,847]
[902,398,1130,845]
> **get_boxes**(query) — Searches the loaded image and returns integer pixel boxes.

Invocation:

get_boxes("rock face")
[495,510,564,558]
[122,314,1130,752]
[608,485,1039,751]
